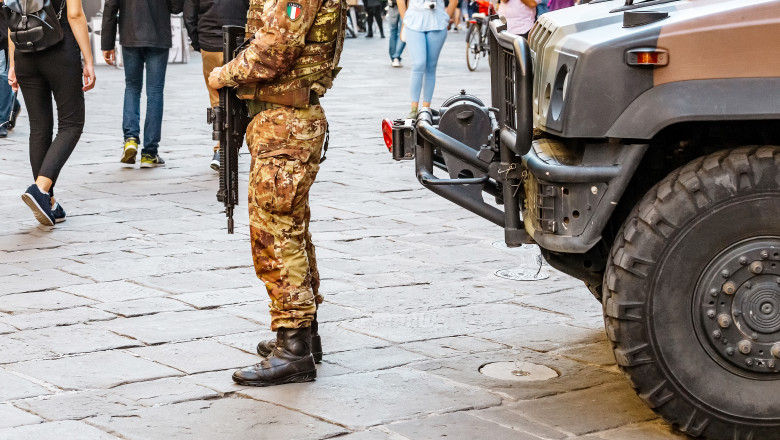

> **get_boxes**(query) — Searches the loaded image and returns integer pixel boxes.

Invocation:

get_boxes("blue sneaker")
[51,202,66,223]
[21,184,55,226]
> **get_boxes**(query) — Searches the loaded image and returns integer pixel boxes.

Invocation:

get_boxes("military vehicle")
[384,0,780,438]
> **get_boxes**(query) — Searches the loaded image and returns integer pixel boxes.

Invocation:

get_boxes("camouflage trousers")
[246,104,327,331]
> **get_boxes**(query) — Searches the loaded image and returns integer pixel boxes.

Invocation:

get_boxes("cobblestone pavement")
[0,28,690,440]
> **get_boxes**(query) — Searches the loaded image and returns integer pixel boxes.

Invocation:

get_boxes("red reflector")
[469,20,476,24]
[382,118,394,152]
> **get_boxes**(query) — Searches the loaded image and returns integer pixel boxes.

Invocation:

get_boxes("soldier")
[208,0,346,386]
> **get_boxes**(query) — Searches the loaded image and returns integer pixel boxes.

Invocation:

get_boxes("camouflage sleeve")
[218,0,321,86]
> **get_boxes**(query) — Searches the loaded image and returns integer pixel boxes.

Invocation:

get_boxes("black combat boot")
[233,327,316,386]
[257,313,322,363]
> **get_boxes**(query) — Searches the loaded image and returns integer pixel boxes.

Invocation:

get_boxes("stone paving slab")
[342,303,570,343]
[0,307,116,331]
[400,336,510,358]
[128,340,259,374]
[0,270,90,295]
[14,390,140,421]
[239,367,502,429]
[59,281,169,302]
[88,398,347,440]
[0,421,120,440]
[474,324,605,353]
[469,406,570,440]
[94,310,257,345]
[5,351,182,390]
[0,404,42,429]
[0,338,57,365]
[0,370,51,402]
[172,287,262,309]
[326,282,516,314]
[5,324,140,356]
[0,290,95,314]
[387,412,541,440]
[408,348,622,401]
[94,297,195,317]
[509,382,659,436]
[594,420,691,440]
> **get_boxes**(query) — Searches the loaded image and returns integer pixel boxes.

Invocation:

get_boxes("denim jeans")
[0,50,18,123]
[122,46,169,156]
[405,28,447,103]
[387,6,406,61]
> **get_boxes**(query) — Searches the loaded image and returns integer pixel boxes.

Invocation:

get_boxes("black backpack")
[3,0,66,53]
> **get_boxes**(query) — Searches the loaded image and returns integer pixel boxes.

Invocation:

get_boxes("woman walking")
[398,0,457,117]
[498,0,538,38]
[4,0,96,226]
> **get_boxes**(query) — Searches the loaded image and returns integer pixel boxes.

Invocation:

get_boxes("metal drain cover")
[492,241,538,251]
[495,267,549,281]
[479,361,559,382]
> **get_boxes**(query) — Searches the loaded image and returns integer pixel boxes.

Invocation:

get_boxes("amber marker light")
[382,118,394,152]
[626,48,669,67]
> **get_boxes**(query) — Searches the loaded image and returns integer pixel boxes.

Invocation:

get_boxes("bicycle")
[466,13,490,71]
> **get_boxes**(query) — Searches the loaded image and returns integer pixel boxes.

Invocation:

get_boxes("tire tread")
[603,146,780,439]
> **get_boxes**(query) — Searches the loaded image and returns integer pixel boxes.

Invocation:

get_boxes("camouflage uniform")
[217,0,345,331]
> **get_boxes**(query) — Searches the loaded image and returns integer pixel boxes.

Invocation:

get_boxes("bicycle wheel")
[466,23,480,71]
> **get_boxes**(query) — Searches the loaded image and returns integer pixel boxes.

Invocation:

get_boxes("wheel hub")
[697,238,780,375]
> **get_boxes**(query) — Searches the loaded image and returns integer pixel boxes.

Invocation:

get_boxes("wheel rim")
[695,236,780,377]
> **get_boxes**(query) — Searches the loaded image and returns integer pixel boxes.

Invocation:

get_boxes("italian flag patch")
[286,2,302,20]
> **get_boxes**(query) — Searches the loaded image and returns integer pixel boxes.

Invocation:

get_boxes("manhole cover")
[495,267,549,281]
[492,241,550,267]
[492,241,538,251]
[479,361,559,382]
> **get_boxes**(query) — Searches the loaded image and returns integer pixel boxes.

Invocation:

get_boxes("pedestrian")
[387,0,406,66]
[3,0,97,226]
[547,0,575,11]
[101,0,184,168]
[183,0,249,172]
[453,0,469,31]
[397,0,458,117]
[364,0,385,38]
[208,0,347,386]
[0,8,21,138]
[498,0,537,38]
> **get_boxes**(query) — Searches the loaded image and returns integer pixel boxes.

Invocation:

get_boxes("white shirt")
[403,0,451,32]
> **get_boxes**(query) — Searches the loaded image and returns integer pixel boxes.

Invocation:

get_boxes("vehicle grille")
[528,18,555,115]
[501,47,517,131]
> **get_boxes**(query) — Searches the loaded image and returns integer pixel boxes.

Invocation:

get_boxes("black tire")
[603,146,780,440]
[466,23,480,72]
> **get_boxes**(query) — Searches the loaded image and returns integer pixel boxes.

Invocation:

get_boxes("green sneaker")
[140,153,166,168]
[121,138,138,164]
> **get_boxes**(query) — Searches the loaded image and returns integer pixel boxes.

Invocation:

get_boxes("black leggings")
[366,5,384,37]
[14,31,84,196]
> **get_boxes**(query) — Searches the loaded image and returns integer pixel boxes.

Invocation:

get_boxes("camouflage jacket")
[217,0,346,108]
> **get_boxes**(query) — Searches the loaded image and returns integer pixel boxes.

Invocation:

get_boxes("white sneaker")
[392,58,401,67]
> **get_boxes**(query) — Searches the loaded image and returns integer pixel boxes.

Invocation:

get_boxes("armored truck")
[385,0,780,438]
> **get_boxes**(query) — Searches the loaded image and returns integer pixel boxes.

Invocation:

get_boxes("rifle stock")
[209,25,251,234]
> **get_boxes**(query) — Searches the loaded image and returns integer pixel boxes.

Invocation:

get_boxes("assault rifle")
[207,25,251,234]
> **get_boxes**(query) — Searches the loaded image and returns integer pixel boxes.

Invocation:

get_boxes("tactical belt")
[247,92,322,118]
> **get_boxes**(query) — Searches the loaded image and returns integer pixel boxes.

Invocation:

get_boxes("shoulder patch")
[286,2,303,20]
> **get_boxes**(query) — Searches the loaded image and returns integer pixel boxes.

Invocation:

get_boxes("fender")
[606,78,780,140]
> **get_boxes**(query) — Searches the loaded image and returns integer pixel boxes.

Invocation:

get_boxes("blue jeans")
[387,7,406,61]
[405,28,447,104]
[122,47,169,155]
[0,50,19,124]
